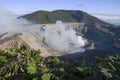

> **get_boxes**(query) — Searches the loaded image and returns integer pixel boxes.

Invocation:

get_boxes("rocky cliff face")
[0,33,26,49]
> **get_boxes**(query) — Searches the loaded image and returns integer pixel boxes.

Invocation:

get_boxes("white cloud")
[76,4,84,7]
[92,14,120,24]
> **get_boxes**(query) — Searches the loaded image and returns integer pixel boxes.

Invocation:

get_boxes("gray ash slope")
[60,23,120,62]
[21,10,120,60]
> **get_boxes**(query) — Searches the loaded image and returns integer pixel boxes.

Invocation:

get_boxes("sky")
[0,0,120,24]
[0,0,120,15]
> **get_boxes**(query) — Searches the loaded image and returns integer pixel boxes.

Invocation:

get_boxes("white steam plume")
[41,21,87,53]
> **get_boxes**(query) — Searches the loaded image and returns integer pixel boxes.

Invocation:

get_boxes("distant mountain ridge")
[21,10,111,25]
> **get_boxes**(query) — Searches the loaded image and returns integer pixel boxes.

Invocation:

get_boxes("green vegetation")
[0,45,120,80]
[21,10,108,25]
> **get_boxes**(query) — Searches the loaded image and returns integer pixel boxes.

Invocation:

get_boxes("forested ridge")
[21,10,109,25]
